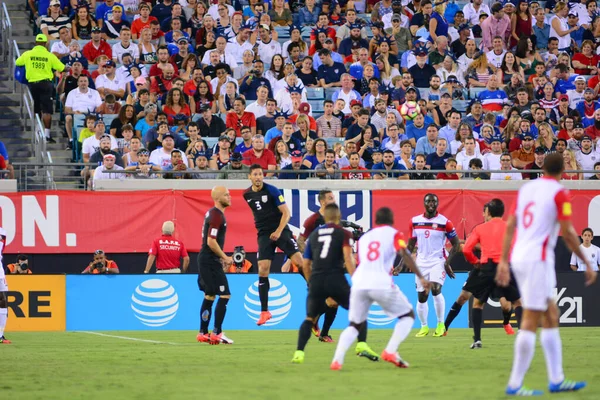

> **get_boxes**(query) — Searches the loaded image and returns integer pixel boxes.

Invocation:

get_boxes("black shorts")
[29,80,54,115]
[197,257,230,296]
[257,227,299,261]
[463,261,520,303]
[306,274,350,318]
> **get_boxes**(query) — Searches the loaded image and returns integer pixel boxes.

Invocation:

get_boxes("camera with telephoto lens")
[93,261,104,270]
[341,220,364,241]
[232,246,246,268]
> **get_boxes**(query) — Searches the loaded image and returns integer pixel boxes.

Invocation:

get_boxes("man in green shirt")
[15,33,65,143]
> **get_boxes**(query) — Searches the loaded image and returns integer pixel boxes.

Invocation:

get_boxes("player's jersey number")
[254,201,262,211]
[523,201,534,229]
[367,241,381,261]
[318,235,331,258]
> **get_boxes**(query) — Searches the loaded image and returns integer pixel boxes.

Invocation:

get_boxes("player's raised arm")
[496,214,517,287]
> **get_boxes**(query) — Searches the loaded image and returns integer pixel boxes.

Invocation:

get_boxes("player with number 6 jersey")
[407,193,461,338]
[496,153,597,396]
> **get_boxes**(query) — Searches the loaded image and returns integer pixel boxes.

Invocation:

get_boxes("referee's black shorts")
[197,256,230,296]
[306,274,350,318]
[28,80,54,115]
[257,227,299,261]
[463,261,520,303]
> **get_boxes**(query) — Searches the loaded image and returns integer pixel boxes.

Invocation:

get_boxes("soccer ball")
[400,101,421,121]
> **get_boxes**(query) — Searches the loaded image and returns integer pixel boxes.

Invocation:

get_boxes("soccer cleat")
[0,336,11,344]
[330,361,342,371]
[196,333,210,343]
[505,386,544,396]
[219,333,234,344]
[355,342,379,361]
[209,332,222,345]
[548,379,587,393]
[504,324,516,335]
[256,311,272,326]
[312,321,321,337]
[381,351,409,368]
[470,340,482,349]
[319,335,334,343]
[415,326,429,337]
[291,350,305,364]
[433,323,446,337]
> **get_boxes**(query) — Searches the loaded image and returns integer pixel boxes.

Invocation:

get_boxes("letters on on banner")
[5,275,66,331]
[1,190,600,254]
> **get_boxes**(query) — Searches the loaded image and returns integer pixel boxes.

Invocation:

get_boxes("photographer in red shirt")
[144,221,190,273]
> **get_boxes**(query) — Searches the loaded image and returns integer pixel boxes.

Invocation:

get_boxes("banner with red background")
[2,189,599,254]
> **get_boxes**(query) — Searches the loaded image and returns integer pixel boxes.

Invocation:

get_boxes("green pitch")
[2,328,599,400]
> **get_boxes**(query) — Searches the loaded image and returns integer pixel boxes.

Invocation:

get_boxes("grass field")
[2,328,599,400]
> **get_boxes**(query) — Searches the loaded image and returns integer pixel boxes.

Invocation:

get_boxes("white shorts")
[511,261,556,311]
[416,262,446,292]
[156,268,181,274]
[348,285,413,324]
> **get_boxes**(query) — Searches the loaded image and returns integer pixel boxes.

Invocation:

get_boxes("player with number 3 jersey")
[407,193,461,338]
[497,153,597,396]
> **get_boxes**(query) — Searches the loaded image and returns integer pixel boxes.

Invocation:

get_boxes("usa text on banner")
[5,275,66,331]
[65,274,468,331]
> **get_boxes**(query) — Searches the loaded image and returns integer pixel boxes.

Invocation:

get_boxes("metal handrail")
[1,3,12,62]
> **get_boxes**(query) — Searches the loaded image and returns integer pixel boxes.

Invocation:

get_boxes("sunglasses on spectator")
[523,138,533,141]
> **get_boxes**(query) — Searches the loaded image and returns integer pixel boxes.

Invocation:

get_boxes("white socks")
[45,128,51,139]
[385,317,414,354]
[332,326,359,365]
[433,293,445,323]
[0,308,7,337]
[540,328,565,385]
[508,330,536,389]
[417,301,428,327]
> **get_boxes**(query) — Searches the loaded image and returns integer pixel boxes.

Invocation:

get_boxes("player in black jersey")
[291,204,378,364]
[244,164,304,326]
[197,186,234,345]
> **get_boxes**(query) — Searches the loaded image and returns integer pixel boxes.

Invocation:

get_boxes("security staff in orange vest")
[7,255,32,274]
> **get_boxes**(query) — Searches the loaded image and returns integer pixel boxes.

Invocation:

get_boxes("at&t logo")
[131,279,179,327]
[244,278,292,326]
[367,302,395,326]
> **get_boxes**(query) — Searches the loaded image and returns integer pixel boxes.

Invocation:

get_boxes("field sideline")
[2,328,599,400]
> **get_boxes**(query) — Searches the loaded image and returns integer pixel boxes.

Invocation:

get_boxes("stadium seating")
[305,87,324,100]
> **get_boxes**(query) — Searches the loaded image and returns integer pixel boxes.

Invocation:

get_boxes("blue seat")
[308,100,324,112]
[324,87,338,100]
[469,87,485,100]
[306,87,324,100]
[453,100,469,112]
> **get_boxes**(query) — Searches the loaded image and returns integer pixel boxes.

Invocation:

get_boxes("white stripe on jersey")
[353,225,402,290]
[409,213,457,265]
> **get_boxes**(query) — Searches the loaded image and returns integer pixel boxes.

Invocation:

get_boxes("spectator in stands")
[338,142,366,169]
[91,152,125,189]
[409,153,432,179]
[82,27,112,64]
[90,134,124,166]
[511,132,535,169]
[455,136,480,170]
[244,86,269,119]
[317,49,346,88]
[373,149,408,179]
[110,104,137,138]
[50,26,74,59]
[585,109,600,139]
[481,134,502,170]
[436,158,459,180]
[298,0,321,26]
[256,99,277,136]
[226,97,257,137]
[478,74,507,112]
[242,134,276,175]
[339,24,370,57]
[576,135,599,179]
[264,111,287,143]
[64,75,103,150]
[209,135,232,170]
[134,103,157,139]
[279,150,312,179]
[425,137,451,170]
[491,152,522,180]
[149,45,178,77]
[415,123,439,155]
[150,132,188,169]
[480,2,510,52]
[40,0,71,39]
[131,3,155,39]
[341,152,371,179]
[218,152,250,179]
[228,25,253,63]
[102,5,130,39]
[408,48,436,88]
[315,148,341,178]
[587,162,600,180]
[193,152,218,179]
[95,60,126,100]
[82,250,120,273]
[193,105,223,139]
[316,100,343,137]
[256,25,282,65]
[239,61,272,101]
[381,123,403,156]
[345,108,378,143]
[150,63,176,98]
[269,122,302,154]
[164,150,192,179]
[332,73,361,113]
[522,147,546,179]
[439,110,461,143]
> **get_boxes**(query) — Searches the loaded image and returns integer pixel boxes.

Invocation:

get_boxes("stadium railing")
[1,3,12,64]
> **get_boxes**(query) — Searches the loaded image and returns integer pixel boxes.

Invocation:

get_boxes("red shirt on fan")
[226,111,256,136]
[242,148,276,169]
[149,234,189,270]
[341,166,371,179]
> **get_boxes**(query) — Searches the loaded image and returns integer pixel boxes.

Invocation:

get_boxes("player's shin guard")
[321,306,338,337]
[540,328,565,385]
[445,301,463,330]
[416,301,428,326]
[433,293,445,323]
[0,308,7,337]
[508,330,537,390]
[200,298,214,334]
[515,306,523,329]
[472,308,483,342]
[213,298,229,335]
[332,326,359,365]
[297,320,313,351]
[258,276,270,311]
[385,316,414,354]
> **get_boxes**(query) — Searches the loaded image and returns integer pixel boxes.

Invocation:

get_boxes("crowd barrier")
[6,272,598,332]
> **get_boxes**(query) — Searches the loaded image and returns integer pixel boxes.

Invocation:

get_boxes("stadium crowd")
[19,0,600,187]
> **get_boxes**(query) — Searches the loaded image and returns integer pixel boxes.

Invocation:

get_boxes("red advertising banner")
[2,189,600,254]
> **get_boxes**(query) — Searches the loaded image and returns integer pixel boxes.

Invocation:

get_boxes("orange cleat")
[209,332,222,345]
[257,311,272,326]
[330,361,342,371]
[443,330,448,337]
[319,335,334,343]
[504,324,515,335]
[196,333,210,343]
[312,321,321,337]
[381,351,409,368]
[0,336,11,344]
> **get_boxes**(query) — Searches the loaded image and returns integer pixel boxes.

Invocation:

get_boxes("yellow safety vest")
[15,45,65,83]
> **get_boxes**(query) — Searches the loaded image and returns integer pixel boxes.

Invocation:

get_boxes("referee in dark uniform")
[243,164,304,326]
[15,33,65,143]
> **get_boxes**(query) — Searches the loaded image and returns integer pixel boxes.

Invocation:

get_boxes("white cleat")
[220,333,234,344]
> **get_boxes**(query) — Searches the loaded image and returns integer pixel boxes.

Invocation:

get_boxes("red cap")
[299,102,310,115]
[558,94,569,101]
[350,99,362,107]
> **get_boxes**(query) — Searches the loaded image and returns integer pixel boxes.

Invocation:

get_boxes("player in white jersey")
[0,227,10,344]
[496,153,597,396]
[330,207,430,370]
[570,228,600,272]
[407,193,461,338]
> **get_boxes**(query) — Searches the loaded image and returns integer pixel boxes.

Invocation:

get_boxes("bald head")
[212,186,231,208]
